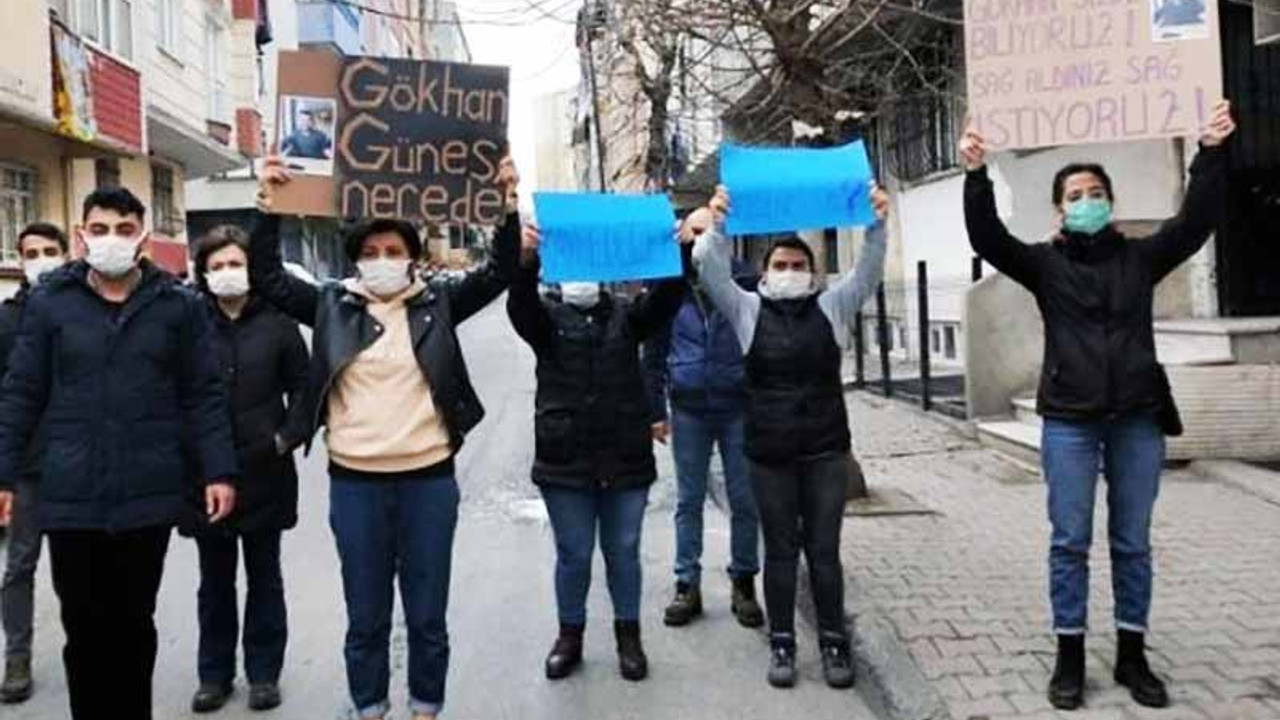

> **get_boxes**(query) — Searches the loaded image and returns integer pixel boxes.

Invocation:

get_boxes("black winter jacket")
[248,212,520,455]
[184,295,309,536]
[0,262,238,531]
[508,254,689,491]
[744,296,850,463]
[964,145,1228,421]
[0,287,39,482]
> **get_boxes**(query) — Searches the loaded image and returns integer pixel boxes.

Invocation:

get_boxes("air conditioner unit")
[1258,0,1280,45]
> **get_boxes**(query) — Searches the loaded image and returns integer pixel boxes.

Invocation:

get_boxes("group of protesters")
[0,99,1237,720]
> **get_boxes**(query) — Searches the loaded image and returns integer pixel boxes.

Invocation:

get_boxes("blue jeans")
[1042,415,1165,635]
[329,471,459,719]
[2,480,40,660]
[670,408,759,586]
[540,485,650,625]
[195,530,288,686]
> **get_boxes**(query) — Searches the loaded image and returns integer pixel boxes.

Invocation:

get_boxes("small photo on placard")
[278,95,336,176]
[1151,0,1209,41]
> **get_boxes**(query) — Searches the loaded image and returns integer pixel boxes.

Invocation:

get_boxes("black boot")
[767,637,797,689]
[544,624,584,680]
[1048,634,1086,710]
[820,632,856,689]
[730,576,765,628]
[247,683,282,711]
[191,681,234,713]
[663,582,703,627]
[1114,630,1169,708]
[614,620,648,681]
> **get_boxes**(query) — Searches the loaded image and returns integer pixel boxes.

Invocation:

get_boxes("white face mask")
[560,282,601,308]
[23,256,65,287]
[762,270,814,300]
[85,234,141,278]
[206,267,250,299]
[358,258,413,298]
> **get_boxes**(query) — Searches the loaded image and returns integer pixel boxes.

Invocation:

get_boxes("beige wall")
[0,1,55,124]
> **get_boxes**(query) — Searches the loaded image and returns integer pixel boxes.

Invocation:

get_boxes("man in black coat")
[0,222,69,704]
[0,188,238,720]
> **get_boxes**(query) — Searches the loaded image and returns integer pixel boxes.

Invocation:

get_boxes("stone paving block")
[935,636,1001,658]
[1125,704,1211,720]
[1165,664,1226,684]
[960,673,1034,699]
[1211,663,1277,683]
[1170,682,1222,704]
[947,695,1017,719]
[1198,698,1276,720]
[1227,646,1280,666]
[931,676,971,701]
[976,651,1046,675]
[919,654,985,680]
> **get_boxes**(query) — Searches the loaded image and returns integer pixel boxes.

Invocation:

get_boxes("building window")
[932,327,942,354]
[95,158,121,188]
[49,0,71,22]
[156,0,179,54]
[151,165,181,237]
[0,165,39,266]
[205,16,228,120]
[823,228,839,274]
[944,325,957,360]
[78,0,134,59]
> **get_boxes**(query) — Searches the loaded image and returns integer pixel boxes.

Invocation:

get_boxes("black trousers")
[751,455,849,645]
[196,530,288,686]
[47,526,171,720]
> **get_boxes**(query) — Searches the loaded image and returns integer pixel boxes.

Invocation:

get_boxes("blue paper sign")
[533,192,682,283]
[721,140,877,235]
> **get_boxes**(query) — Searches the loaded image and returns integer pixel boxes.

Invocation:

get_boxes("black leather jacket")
[248,212,521,453]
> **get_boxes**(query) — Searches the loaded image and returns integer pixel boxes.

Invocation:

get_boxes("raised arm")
[248,212,319,326]
[446,211,521,324]
[627,245,692,341]
[693,226,759,354]
[818,221,888,338]
[1133,102,1236,282]
[961,127,1043,291]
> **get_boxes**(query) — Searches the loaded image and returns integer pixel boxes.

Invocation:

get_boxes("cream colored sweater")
[326,280,453,473]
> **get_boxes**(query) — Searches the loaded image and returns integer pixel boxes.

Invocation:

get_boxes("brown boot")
[0,655,32,704]
[730,576,765,628]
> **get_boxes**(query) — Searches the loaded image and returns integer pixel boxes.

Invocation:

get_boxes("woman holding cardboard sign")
[508,221,692,682]
[692,183,890,691]
[252,154,522,720]
[960,100,1236,712]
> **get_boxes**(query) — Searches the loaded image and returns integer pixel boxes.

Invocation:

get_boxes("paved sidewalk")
[843,393,1280,720]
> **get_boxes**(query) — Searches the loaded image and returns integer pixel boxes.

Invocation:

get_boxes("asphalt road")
[6,298,876,720]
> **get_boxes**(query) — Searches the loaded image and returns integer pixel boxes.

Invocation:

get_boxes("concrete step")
[1154,317,1280,366]
[975,419,1042,468]
[1013,396,1040,426]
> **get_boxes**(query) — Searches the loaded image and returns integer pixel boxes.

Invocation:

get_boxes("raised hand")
[256,156,292,213]
[959,124,988,172]
[498,156,520,214]
[871,183,891,222]
[708,185,731,229]
[1201,100,1237,148]
[520,221,541,267]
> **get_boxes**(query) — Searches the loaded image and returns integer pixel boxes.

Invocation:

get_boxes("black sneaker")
[0,655,32,704]
[191,682,234,713]
[820,637,856,689]
[1114,630,1170,709]
[767,644,797,689]
[247,683,282,711]
[1048,634,1086,711]
[663,582,703,627]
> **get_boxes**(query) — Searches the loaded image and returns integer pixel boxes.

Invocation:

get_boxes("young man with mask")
[0,187,239,720]
[0,223,68,704]
[642,211,763,631]
[693,184,890,690]
[509,223,691,682]
[253,157,521,720]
